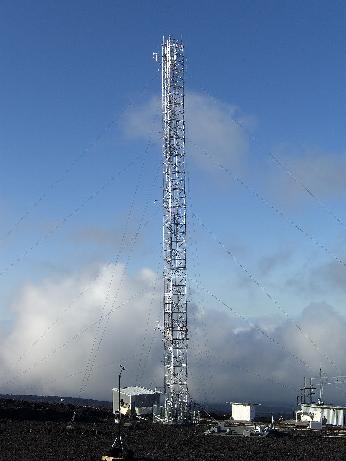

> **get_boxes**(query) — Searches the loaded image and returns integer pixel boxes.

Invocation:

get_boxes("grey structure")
[161,36,189,423]
[112,386,162,416]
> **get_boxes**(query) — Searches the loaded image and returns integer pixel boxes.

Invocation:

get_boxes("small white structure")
[112,386,162,416]
[231,403,256,422]
[296,403,346,427]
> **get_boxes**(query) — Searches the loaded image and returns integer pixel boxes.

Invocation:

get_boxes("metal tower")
[161,36,189,424]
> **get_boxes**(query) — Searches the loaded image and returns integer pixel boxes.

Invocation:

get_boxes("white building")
[296,403,346,427]
[231,403,256,422]
[112,386,162,416]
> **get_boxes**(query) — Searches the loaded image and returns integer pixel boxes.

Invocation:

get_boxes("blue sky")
[1,0,346,402]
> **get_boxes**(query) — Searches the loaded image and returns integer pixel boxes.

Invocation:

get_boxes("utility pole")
[161,36,189,424]
[111,364,126,455]
[299,376,316,405]
[319,368,324,402]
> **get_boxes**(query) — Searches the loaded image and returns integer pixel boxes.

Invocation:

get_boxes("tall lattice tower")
[162,36,189,424]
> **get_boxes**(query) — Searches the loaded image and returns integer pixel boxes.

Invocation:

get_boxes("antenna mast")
[162,36,189,423]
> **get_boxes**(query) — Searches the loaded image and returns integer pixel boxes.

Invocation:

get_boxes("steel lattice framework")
[162,36,189,424]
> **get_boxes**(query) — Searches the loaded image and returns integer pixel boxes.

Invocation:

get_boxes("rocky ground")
[1,398,346,460]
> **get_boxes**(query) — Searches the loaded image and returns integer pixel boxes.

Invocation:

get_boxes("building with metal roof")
[296,403,346,426]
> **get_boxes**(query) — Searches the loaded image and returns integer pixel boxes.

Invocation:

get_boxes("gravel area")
[1,398,346,460]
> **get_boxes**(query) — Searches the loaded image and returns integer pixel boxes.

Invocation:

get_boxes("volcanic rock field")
[1,398,346,460]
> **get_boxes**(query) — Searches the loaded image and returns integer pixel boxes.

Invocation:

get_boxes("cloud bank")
[1,263,345,406]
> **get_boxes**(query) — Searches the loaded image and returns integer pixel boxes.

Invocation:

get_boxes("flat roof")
[300,403,346,410]
[112,386,159,396]
[231,402,260,406]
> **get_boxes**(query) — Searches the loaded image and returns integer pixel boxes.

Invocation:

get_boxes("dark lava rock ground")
[1,398,346,460]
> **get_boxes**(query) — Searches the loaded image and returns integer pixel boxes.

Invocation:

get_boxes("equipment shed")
[112,386,162,416]
[231,403,256,422]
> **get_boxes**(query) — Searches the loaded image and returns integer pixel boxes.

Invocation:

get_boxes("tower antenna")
[161,36,189,423]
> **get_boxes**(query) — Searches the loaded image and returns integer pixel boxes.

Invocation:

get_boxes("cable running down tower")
[162,36,189,423]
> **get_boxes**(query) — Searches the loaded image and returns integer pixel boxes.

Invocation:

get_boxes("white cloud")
[122,91,253,173]
[185,92,251,172]
[0,263,162,399]
[123,96,161,143]
[0,264,345,406]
